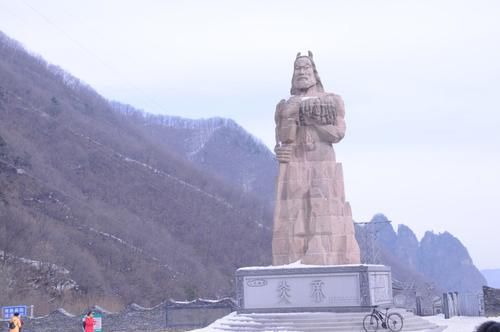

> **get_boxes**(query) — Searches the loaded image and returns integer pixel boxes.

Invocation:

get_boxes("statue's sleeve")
[314,95,346,144]
[275,100,283,147]
[274,99,297,146]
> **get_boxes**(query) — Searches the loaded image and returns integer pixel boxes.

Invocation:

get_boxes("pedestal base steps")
[201,264,446,331]
[193,309,445,332]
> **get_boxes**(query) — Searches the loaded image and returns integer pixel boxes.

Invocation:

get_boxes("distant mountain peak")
[370,213,390,222]
[358,214,487,293]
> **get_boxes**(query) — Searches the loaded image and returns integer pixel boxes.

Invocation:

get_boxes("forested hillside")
[0,31,271,314]
[110,102,277,207]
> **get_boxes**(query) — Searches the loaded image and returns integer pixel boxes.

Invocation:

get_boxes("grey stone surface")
[166,299,235,329]
[236,264,392,313]
[106,303,166,331]
[483,285,500,317]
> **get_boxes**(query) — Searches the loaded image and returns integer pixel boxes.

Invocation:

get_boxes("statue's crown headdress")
[290,50,324,95]
[296,50,313,59]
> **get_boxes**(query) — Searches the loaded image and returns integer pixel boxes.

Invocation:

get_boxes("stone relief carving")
[311,280,326,303]
[277,280,292,304]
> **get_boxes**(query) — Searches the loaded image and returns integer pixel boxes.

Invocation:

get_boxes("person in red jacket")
[83,311,95,332]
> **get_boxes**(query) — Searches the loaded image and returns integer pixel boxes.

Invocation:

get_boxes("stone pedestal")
[236,264,392,313]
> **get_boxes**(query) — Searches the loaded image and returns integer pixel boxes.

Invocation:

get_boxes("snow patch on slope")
[110,101,272,159]
[1,250,70,274]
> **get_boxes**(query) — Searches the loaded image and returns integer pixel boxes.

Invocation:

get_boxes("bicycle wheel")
[362,314,379,332]
[387,312,404,332]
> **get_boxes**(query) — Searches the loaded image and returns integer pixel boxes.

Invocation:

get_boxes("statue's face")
[292,57,316,91]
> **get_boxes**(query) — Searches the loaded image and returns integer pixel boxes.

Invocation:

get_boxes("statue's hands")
[274,145,293,163]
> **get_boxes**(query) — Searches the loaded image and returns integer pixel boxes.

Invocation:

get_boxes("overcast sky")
[1,0,499,270]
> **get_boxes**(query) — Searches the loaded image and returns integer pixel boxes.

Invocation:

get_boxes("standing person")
[83,311,95,332]
[8,312,21,332]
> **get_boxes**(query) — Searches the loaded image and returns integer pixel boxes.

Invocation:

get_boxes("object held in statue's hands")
[299,97,336,126]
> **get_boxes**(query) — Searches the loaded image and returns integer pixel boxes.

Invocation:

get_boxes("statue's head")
[290,51,324,95]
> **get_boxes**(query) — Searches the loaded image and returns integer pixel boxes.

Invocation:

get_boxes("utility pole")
[354,219,391,264]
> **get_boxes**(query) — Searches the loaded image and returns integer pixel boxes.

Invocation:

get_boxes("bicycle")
[362,306,404,332]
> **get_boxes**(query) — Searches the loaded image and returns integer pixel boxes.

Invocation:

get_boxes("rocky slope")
[418,230,486,293]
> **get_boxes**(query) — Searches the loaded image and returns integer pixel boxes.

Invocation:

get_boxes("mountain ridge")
[363,213,486,293]
[110,101,278,205]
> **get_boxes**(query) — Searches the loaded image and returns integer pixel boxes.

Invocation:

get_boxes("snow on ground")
[424,314,500,332]
[190,313,500,332]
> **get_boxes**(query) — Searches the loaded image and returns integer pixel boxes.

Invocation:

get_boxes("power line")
[16,0,168,114]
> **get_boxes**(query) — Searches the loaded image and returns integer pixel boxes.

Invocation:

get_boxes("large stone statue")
[272,51,361,265]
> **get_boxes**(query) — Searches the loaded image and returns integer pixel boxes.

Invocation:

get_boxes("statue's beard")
[293,77,316,91]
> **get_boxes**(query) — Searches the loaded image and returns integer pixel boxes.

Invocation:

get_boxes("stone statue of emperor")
[272,51,361,266]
